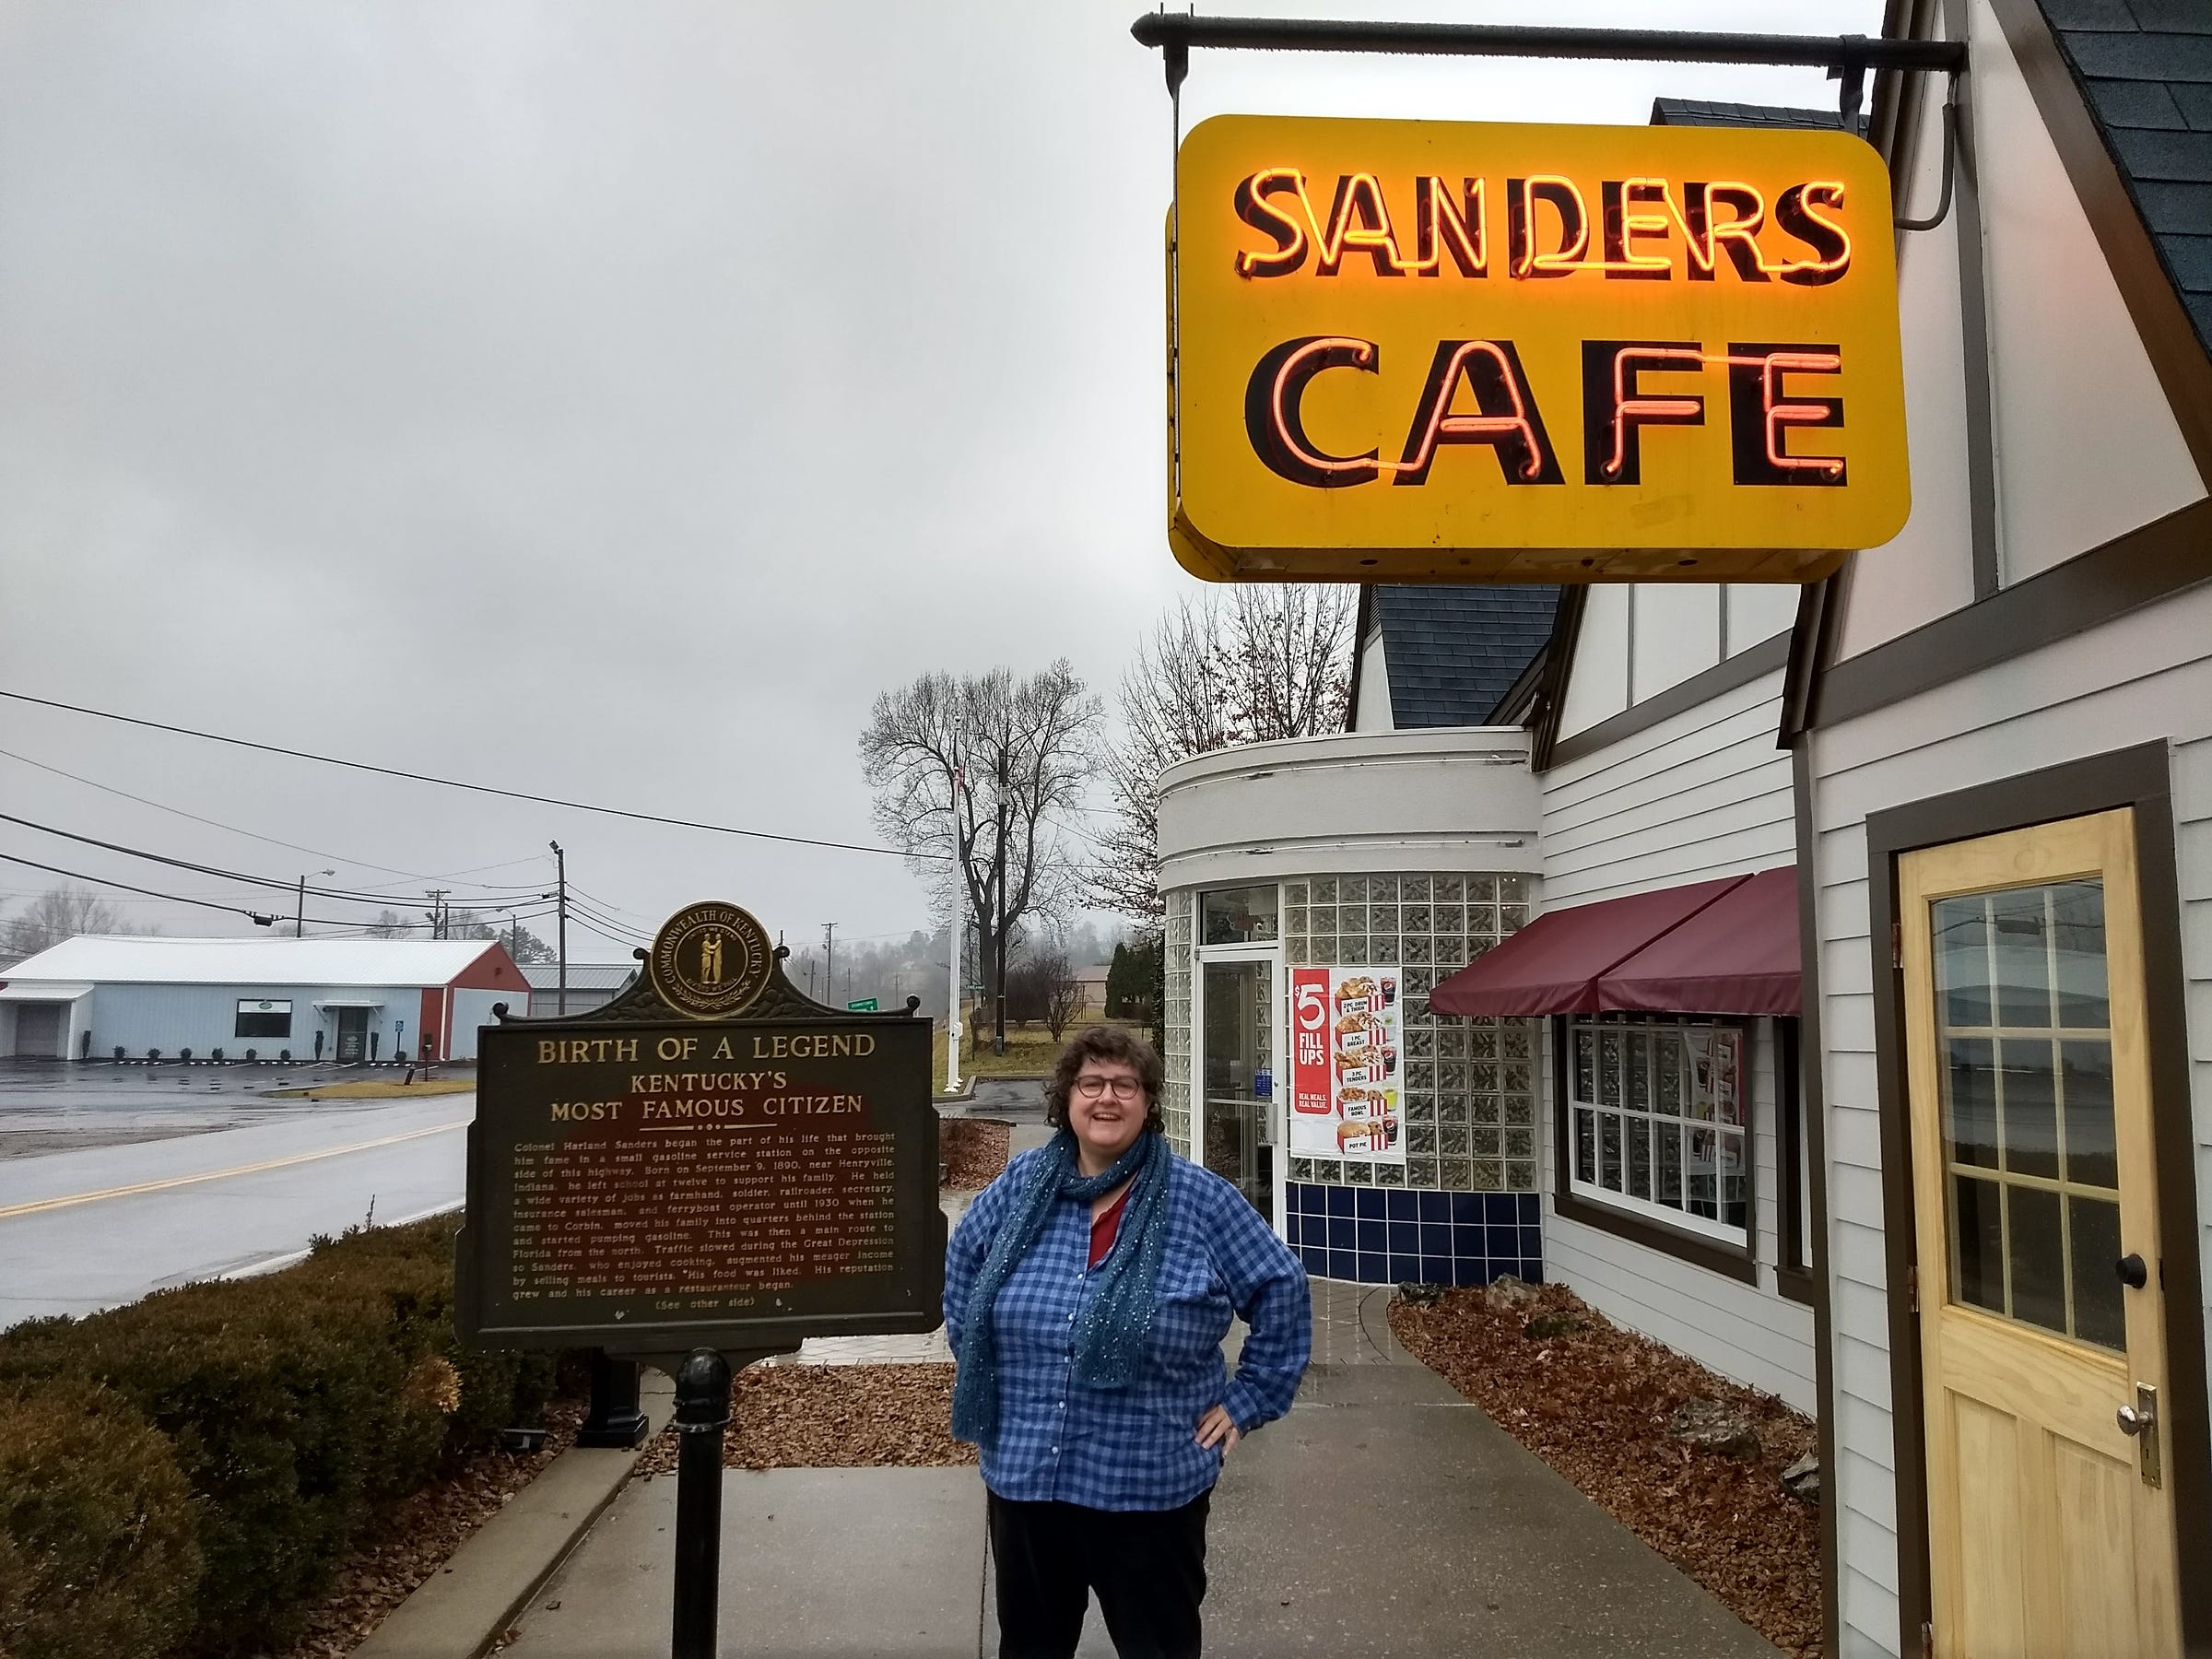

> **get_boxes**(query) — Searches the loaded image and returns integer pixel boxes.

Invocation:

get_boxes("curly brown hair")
[1044,1026,1166,1134]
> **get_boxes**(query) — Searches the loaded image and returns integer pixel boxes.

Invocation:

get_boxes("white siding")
[1351,625,1394,733]
[1541,665,1796,906]
[1631,583,1723,703]
[1536,660,1814,1409]
[1557,583,1631,740]
[1810,578,2212,1659]
[1969,4,2204,580]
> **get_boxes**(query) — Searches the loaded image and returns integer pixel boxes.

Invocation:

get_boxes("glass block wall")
[1162,888,1194,1157]
[1281,872,1542,1194]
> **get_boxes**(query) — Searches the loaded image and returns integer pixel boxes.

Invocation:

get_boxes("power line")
[0,850,559,933]
[0,810,553,911]
[0,745,550,890]
[0,688,941,861]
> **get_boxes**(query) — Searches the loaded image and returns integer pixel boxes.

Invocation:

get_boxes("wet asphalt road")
[0,1061,470,1327]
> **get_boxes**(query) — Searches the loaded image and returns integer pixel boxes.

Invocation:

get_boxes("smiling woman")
[945,1025,1311,1659]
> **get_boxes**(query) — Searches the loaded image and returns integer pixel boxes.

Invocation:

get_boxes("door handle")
[2116,1253,2147,1289]
[2118,1383,2161,1489]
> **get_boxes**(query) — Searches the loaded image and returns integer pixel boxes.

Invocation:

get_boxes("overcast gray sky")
[0,0,1881,960]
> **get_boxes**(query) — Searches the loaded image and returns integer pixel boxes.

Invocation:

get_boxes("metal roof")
[2036,0,2212,356]
[1371,586,1560,728]
[521,963,639,992]
[0,935,512,989]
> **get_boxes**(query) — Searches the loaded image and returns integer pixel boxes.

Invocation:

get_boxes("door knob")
[2116,1253,2148,1289]
[2118,1399,2156,1437]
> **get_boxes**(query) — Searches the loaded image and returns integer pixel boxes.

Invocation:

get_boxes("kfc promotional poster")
[1288,964,1405,1163]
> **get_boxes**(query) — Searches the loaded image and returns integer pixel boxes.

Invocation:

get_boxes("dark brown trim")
[1487,641,1549,727]
[1816,496,2212,728]
[1779,577,1832,745]
[1774,1016,1814,1307]
[1942,0,2000,600]
[1527,585,1587,771]
[1863,741,2211,1654]
[1793,744,1841,1658]
[1987,0,2212,482]
[1547,1018,1760,1287]
[1546,628,1791,771]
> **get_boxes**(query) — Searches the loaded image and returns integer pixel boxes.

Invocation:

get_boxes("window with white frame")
[1566,1017,1748,1244]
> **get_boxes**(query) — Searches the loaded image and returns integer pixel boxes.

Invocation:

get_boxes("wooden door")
[1900,809,2180,1658]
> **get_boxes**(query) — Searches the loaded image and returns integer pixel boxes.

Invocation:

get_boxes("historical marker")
[455,900,944,1361]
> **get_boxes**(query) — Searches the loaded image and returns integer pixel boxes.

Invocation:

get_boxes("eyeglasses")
[1072,1075,1144,1100]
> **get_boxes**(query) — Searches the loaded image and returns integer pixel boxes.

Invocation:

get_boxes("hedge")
[0,1215,559,1659]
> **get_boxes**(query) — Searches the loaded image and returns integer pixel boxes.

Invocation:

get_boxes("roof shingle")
[1371,586,1558,729]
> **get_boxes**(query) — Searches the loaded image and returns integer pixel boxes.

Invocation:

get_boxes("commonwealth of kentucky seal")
[647,901,773,1018]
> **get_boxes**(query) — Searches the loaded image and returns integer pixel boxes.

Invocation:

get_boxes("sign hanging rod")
[1130,13,1966,119]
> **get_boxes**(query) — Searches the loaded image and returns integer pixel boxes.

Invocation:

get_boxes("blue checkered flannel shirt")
[945,1146,1312,1511]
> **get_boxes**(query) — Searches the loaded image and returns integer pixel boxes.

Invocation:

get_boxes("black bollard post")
[671,1348,732,1659]
[575,1350,648,1449]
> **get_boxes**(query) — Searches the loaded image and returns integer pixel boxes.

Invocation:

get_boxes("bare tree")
[365,910,411,939]
[1041,950,1085,1040]
[860,661,1100,1053]
[1,884,149,956]
[1091,586,1355,921]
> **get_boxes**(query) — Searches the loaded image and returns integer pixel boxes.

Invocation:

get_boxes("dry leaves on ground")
[633,1362,972,1477]
[264,1401,587,1659]
[940,1117,1011,1190]
[1390,1285,1820,1659]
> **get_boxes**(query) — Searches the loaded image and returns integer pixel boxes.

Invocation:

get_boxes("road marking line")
[0,1122,469,1220]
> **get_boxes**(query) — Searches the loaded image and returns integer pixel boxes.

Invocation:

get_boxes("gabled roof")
[1365,586,1559,728]
[0,935,512,989]
[521,962,639,993]
[2035,0,2212,357]
[1650,97,1861,134]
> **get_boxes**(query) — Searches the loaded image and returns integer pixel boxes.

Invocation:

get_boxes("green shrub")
[0,1384,199,1659]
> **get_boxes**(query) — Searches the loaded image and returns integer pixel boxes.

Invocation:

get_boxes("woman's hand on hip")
[1194,1405,1241,1457]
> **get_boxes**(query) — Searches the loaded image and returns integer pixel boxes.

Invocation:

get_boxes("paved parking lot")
[0,1059,436,1158]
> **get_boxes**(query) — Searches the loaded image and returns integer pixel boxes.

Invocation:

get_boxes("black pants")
[987,1488,1211,1659]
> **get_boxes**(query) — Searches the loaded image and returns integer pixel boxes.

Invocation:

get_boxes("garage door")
[14,1003,65,1058]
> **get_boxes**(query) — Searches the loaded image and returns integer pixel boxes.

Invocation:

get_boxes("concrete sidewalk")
[498,1280,1780,1659]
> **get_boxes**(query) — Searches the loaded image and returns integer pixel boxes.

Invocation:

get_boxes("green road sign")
[846,996,879,1012]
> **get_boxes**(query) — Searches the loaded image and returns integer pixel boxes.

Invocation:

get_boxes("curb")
[352,1375,676,1659]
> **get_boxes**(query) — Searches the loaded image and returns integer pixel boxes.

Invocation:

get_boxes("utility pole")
[822,923,838,1006]
[296,869,333,937]
[947,864,963,1094]
[549,841,568,1015]
[425,888,452,940]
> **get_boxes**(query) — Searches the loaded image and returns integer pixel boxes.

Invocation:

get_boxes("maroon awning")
[1600,866,1801,1016]
[1428,876,1746,1018]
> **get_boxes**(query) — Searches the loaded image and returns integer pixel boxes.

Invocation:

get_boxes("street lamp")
[296,870,334,937]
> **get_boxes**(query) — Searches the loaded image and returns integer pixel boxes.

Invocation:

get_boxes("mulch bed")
[267,1399,587,1659]
[940,1117,1011,1190]
[634,1363,972,1477]
[1390,1283,1820,1658]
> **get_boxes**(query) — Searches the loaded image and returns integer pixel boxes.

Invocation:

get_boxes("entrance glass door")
[1199,958,1277,1224]
[335,1007,369,1065]
[1900,808,2180,1657]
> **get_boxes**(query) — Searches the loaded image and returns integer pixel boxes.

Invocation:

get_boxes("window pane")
[1201,886,1279,945]
[1943,1037,1999,1169]
[1654,1120,1684,1209]
[1951,1174,2005,1314]
[1574,1106,1595,1184]
[2060,1040,2117,1190]
[1999,1039,2059,1181]
[1719,1130,1747,1230]
[2049,880,2109,1029]
[1932,894,1993,1028]
[1627,1030,1651,1112]
[1599,1113,1623,1193]
[1653,1030,1684,1115]
[1989,887,2053,1030]
[1627,1115,1653,1200]
[1686,1126,1719,1218]
[2006,1184,2066,1337]
[2067,1195,2125,1352]
[1574,1027,1596,1103]
[1711,1030,1742,1127]
[1598,1031,1623,1108]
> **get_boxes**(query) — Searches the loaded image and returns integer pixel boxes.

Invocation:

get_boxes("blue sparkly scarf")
[950,1128,1171,1443]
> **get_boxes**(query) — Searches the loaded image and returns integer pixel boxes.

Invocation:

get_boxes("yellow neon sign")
[1170,114,1911,583]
